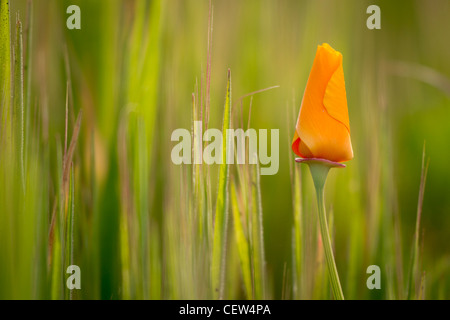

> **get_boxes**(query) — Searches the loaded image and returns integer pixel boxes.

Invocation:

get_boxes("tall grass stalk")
[287,102,304,299]
[0,0,11,143]
[13,14,25,191]
[211,69,232,299]
[24,0,33,177]
[250,158,266,299]
[231,180,252,299]
[407,144,429,299]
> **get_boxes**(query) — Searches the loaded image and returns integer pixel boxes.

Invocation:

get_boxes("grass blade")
[211,69,232,299]
[250,156,266,299]
[0,0,11,140]
[13,15,25,191]
[407,143,429,299]
[231,180,252,299]
[24,0,33,175]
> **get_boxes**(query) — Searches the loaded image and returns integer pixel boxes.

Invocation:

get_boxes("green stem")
[309,163,344,300]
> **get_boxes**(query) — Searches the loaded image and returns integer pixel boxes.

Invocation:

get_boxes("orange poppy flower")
[292,43,353,162]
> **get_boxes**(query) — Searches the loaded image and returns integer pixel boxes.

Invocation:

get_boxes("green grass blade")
[0,0,11,140]
[250,157,266,299]
[231,180,252,299]
[65,163,75,300]
[24,0,33,174]
[13,15,24,191]
[192,90,205,240]
[51,138,64,300]
[211,69,232,299]
[292,163,302,298]
[407,144,429,300]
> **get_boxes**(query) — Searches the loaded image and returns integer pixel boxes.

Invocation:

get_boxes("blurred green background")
[2,0,450,299]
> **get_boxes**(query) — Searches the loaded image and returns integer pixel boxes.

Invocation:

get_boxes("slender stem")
[309,163,345,300]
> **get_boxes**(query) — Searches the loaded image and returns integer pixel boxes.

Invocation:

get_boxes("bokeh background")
[1,0,450,299]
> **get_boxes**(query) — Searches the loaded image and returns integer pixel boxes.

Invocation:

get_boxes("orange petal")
[323,62,350,133]
[292,130,314,158]
[292,43,353,162]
